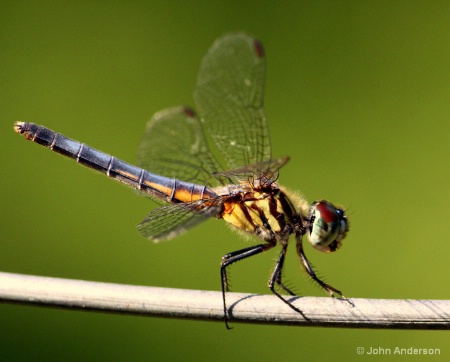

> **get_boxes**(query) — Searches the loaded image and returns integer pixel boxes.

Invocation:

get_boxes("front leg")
[296,232,345,298]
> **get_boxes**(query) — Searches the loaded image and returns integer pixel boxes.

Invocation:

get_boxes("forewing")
[137,200,221,242]
[194,33,271,173]
[137,106,224,187]
[216,156,290,186]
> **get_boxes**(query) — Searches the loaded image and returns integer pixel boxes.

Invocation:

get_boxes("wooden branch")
[0,271,448,329]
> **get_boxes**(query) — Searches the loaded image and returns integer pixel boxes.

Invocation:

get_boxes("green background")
[1,1,448,360]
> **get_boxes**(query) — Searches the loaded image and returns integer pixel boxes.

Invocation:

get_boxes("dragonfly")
[14,33,349,328]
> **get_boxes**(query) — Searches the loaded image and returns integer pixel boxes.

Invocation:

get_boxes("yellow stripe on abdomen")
[143,180,173,197]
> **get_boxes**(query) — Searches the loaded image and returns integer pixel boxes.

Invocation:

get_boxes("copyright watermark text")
[356,346,441,355]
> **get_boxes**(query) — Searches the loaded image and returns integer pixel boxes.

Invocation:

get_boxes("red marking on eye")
[183,107,196,118]
[316,202,338,223]
[253,39,264,58]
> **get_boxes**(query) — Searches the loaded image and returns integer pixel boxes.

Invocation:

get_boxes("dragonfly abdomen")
[139,173,216,203]
[14,122,216,203]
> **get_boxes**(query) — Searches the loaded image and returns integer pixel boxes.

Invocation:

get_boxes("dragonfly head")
[307,200,349,253]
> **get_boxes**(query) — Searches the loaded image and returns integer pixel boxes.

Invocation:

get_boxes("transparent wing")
[194,33,271,174]
[137,106,225,187]
[137,199,222,242]
[216,156,289,186]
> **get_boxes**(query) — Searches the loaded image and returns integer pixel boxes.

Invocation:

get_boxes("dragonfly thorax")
[219,185,300,242]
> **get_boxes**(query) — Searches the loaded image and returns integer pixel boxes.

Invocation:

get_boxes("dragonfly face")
[14,32,350,328]
[307,200,348,252]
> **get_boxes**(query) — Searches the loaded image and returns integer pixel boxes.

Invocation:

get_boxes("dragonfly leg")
[268,244,295,295]
[295,233,346,299]
[268,244,309,320]
[220,242,275,329]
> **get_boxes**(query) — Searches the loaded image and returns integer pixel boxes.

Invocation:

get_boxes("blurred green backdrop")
[1,1,448,361]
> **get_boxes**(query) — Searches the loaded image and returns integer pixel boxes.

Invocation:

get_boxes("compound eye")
[308,201,348,253]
